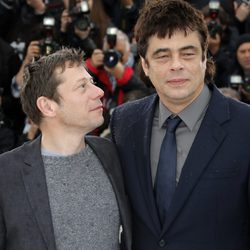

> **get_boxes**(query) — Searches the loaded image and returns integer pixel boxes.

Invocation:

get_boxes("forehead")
[115,38,127,50]
[56,63,89,82]
[237,42,250,52]
[146,30,202,53]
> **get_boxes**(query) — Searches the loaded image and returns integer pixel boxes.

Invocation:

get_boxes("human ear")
[36,96,57,118]
[140,56,149,77]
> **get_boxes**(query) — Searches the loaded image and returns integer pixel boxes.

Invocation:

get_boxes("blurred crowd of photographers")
[0,0,250,152]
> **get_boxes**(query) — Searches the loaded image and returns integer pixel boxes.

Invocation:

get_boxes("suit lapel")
[21,137,57,250]
[85,136,123,205]
[86,136,132,249]
[132,95,162,235]
[161,86,230,235]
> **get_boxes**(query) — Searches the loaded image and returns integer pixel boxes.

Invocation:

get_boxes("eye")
[89,79,96,85]
[155,54,170,61]
[182,52,195,58]
[158,55,168,58]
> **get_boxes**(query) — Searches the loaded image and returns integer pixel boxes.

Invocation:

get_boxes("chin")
[96,117,105,127]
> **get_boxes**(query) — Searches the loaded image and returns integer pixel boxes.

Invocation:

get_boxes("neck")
[40,128,86,156]
[161,85,204,114]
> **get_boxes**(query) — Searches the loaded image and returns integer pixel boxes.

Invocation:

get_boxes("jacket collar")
[22,136,57,250]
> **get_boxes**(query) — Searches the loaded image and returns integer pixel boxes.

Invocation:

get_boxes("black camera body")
[103,27,121,68]
[39,37,59,56]
[208,0,222,38]
[40,16,59,56]
[69,1,91,31]
[229,75,250,91]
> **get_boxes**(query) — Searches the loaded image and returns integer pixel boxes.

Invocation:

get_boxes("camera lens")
[74,17,90,31]
[103,50,121,68]
[243,76,250,92]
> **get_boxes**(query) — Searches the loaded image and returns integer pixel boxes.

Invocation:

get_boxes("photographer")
[233,0,250,34]
[86,28,148,133]
[12,40,40,97]
[59,0,97,58]
[102,0,143,39]
[202,1,239,87]
[229,33,250,103]
[0,36,25,141]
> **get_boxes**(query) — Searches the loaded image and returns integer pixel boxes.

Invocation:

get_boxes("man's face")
[237,42,250,72]
[141,30,206,112]
[54,63,104,133]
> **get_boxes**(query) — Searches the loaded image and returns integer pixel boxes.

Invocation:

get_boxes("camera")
[103,27,121,68]
[243,76,250,91]
[69,0,91,31]
[207,0,222,38]
[229,75,250,91]
[40,16,59,56]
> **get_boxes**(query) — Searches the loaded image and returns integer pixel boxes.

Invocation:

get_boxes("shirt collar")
[158,84,211,131]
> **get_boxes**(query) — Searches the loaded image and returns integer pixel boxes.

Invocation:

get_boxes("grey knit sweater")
[42,145,120,250]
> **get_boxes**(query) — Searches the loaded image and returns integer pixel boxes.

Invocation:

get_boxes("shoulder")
[0,143,27,163]
[0,137,40,167]
[85,135,114,147]
[229,98,250,122]
[85,135,117,155]
[85,135,121,170]
[112,93,157,122]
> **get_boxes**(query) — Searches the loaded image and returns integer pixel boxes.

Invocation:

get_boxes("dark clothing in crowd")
[0,38,25,136]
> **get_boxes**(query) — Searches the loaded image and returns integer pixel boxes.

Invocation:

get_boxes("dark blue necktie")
[155,116,181,225]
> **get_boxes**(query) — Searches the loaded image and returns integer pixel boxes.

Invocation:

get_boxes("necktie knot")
[165,116,181,133]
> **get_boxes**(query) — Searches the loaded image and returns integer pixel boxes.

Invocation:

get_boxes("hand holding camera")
[207,0,222,39]
[91,48,125,78]
[234,0,250,22]
[68,0,91,31]
[230,75,250,92]
[15,40,40,88]
[23,41,40,64]
[39,16,60,56]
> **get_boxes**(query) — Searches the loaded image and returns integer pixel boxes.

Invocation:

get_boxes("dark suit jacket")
[0,135,131,250]
[110,84,250,250]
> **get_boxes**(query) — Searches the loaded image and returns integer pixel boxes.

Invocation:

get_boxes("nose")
[91,84,104,99]
[170,55,184,71]
[245,51,250,57]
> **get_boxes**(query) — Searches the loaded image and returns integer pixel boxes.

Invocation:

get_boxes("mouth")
[167,78,188,86]
[90,105,103,112]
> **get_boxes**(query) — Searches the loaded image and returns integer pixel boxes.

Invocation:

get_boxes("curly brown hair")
[134,0,215,82]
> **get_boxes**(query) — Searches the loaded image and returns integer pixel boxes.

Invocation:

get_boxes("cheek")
[148,64,166,77]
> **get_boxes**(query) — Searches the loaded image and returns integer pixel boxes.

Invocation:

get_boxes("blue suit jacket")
[111,85,250,250]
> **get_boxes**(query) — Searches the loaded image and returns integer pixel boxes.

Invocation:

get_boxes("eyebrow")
[76,77,93,83]
[72,77,93,90]
[152,45,198,57]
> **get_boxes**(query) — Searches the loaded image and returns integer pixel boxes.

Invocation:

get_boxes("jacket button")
[158,239,166,247]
